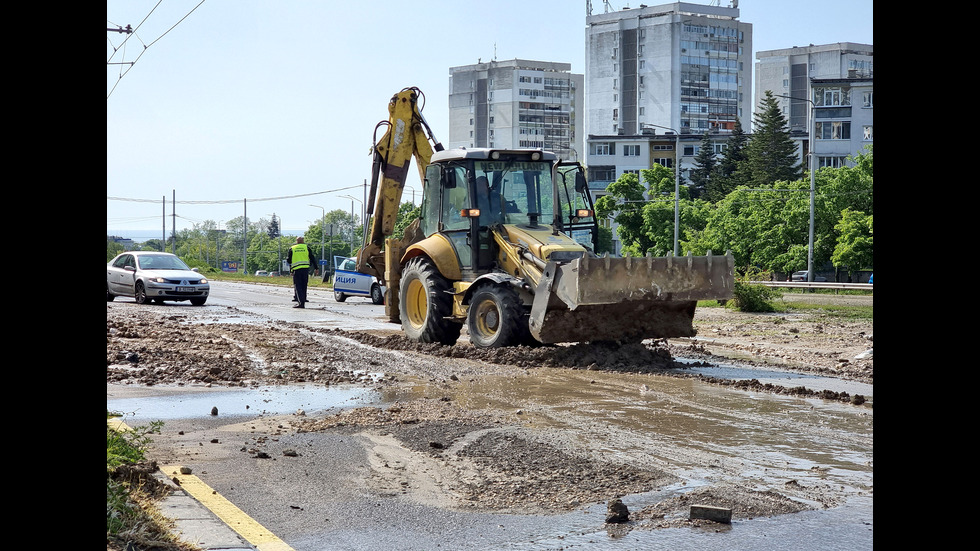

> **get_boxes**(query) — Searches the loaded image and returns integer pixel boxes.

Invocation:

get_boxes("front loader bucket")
[528,252,734,344]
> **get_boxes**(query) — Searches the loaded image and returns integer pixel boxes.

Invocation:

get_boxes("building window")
[590,142,614,155]
[653,157,673,168]
[623,145,640,156]
[815,87,851,107]
[818,156,847,168]
[863,125,873,141]
[816,121,851,140]
[639,107,645,116]
[613,108,619,121]
[863,91,874,108]
[589,165,617,181]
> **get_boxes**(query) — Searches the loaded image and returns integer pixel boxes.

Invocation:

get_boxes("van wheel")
[371,284,384,305]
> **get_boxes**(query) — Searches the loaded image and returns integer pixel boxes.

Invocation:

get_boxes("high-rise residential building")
[448,59,584,160]
[583,2,751,199]
[756,43,873,168]
[585,2,752,138]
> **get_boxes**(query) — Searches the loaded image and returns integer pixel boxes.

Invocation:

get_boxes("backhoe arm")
[357,87,441,281]
[357,88,442,321]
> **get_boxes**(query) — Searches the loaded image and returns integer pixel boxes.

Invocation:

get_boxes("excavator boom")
[357,88,442,319]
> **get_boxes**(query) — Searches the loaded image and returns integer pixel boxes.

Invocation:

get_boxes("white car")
[333,256,385,304]
[107,251,210,305]
[790,270,827,282]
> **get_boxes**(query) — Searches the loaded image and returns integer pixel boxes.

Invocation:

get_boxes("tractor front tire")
[466,283,527,348]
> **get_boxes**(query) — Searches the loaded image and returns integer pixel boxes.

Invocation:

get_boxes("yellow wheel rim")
[405,278,427,329]
[473,298,500,338]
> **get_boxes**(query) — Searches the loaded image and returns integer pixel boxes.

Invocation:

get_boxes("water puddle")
[107,383,381,423]
[680,359,874,398]
[501,495,872,550]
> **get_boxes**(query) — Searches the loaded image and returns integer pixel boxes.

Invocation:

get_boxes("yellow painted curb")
[107,418,131,432]
[161,464,295,551]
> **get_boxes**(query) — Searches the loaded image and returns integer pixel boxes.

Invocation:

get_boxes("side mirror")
[575,172,588,193]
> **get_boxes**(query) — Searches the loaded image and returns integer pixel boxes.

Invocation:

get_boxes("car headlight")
[198,278,208,284]
[147,277,167,283]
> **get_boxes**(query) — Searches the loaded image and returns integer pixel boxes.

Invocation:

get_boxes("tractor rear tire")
[399,257,461,345]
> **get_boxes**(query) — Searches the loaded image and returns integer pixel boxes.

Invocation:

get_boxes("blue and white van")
[333,256,385,304]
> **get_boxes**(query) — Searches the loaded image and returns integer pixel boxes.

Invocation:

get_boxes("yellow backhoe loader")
[356,87,733,347]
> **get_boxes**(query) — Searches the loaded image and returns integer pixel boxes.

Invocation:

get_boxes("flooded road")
[108,282,871,550]
[109,365,871,550]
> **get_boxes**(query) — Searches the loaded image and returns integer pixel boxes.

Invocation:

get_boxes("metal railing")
[749,281,873,291]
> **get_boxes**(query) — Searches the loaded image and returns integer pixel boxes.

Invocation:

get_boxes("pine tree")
[267,216,281,239]
[743,91,802,187]
[705,117,748,202]
[688,131,716,200]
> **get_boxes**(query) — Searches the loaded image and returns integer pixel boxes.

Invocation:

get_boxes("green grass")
[778,300,874,321]
[107,414,191,549]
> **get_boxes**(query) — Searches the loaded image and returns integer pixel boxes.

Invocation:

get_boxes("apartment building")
[584,2,751,191]
[448,59,584,160]
[756,43,873,167]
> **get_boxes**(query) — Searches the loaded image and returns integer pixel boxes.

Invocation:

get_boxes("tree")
[706,117,748,202]
[107,238,124,261]
[595,225,615,255]
[688,131,717,200]
[267,216,281,239]
[306,209,359,263]
[594,165,706,257]
[393,202,421,240]
[687,147,873,275]
[831,209,873,276]
[743,91,802,187]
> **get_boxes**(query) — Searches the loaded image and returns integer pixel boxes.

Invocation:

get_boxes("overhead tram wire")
[107,0,208,99]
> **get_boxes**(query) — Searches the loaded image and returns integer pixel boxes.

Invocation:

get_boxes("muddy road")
[107,282,873,550]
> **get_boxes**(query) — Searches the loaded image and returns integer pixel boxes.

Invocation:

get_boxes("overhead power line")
[106,0,207,99]
[107,185,364,206]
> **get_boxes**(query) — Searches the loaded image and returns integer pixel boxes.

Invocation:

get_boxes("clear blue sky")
[107,0,873,239]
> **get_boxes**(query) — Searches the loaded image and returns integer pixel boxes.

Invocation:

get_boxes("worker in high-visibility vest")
[288,236,315,308]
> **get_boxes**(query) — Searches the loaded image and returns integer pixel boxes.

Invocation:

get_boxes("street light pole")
[774,93,817,282]
[341,195,363,255]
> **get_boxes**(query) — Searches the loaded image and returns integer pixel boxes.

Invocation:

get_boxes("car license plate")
[176,286,195,292]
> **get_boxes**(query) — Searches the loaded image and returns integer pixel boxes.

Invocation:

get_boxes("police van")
[333,256,385,304]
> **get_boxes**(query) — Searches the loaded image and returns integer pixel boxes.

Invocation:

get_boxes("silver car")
[107,252,210,305]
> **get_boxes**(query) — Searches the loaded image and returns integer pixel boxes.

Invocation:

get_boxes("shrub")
[730,271,781,312]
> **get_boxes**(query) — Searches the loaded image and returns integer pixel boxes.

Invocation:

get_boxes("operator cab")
[419,149,597,276]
